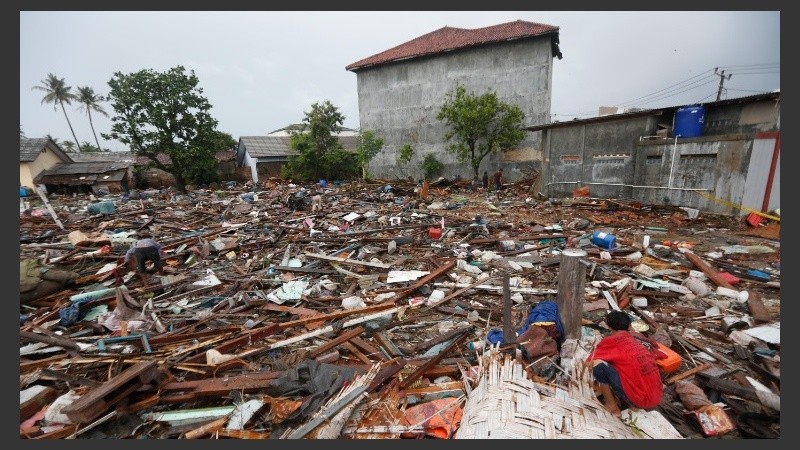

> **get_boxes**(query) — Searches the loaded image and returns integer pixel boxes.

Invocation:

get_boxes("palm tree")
[76,86,109,152]
[20,125,25,139]
[61,141,76,152]
[32,73,81,148]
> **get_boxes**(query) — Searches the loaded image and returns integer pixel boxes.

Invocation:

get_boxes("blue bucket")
[591,231,616,249]
[318,179,328,188]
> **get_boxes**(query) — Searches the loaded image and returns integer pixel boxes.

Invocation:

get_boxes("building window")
[680,154,717,164]
[561,155,580,165]
[593,153,629,165]
[646,155,663,165]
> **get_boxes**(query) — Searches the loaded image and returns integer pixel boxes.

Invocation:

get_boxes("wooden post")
[502,273,514,343]
[557,248,587,340]
[35,185,64,230]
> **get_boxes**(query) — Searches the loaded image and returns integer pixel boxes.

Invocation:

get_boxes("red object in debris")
[718,272,740,285]
[429,227,442,239]
[746,212,763,227]
[655,343,682,374]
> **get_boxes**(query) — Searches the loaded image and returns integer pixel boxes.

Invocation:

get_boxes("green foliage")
[78,141,102,152]
[283,100,357,181]
[32,73,82,147]
[20,125,25,139]
[61,141,76,152]
[76,86,109,152]
[103,65,222,192]
[436,84,526,178]
[132,166,148,189]
[206,130,237,152]
[421,153,444,181]
[356,129,384,180]
[397,144,414,166]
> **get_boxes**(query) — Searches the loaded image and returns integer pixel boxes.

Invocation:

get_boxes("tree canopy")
[283,100,359,181]
[436,84,526,179]
[76,86,109,151]
[356,129,384,180]
[102,65,222,192]
[32,73,82,147]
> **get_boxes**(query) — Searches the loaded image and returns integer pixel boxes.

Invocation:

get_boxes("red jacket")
[587,331,665,408]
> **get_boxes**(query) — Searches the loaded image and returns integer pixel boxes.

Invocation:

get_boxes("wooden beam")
[684,252,734,289]
[665,363,712,384]
[307,327,365,359]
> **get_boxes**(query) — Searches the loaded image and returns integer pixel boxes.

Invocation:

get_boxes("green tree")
[79,141,101,153]
[61,141,76,152]
[20,125,25,139]
[436,84,526,179]
[283,100,358,181]
[76,86,109,152]
[103,66,222,192]
[32,73,82,148]
[356,129,384,180]
[206,130,237,152]
[421,153,444,181]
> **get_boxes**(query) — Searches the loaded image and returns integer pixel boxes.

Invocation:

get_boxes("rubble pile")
[19,178,780,439]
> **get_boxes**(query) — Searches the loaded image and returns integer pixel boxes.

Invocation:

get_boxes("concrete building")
[19,138,73,191]
[346,20,562,183]
[528,92,780,216]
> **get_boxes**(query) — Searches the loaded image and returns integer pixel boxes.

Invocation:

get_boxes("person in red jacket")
[587,310,666,417]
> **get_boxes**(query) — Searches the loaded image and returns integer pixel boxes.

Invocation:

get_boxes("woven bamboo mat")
[454,350,644,439]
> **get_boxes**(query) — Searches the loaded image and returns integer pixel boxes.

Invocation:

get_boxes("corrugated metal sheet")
[240,135,360,159]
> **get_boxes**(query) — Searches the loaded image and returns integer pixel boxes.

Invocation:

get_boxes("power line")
[713,68,733,101]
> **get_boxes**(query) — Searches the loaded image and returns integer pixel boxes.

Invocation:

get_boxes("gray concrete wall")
[355,37,555,181]
[542,99,779,216]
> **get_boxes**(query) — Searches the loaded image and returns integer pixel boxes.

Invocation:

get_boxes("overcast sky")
[20,11,779,152]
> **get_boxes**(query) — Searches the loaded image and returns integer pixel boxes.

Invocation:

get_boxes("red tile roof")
[346,20,559,71]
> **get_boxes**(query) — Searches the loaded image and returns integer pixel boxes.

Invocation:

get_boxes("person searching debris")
[120,233,166,287]
[492,168,504,191]
[586,310,666,418]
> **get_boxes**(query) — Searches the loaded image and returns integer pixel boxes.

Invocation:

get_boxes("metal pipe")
[544,181,711,192]
[667,134,680,188]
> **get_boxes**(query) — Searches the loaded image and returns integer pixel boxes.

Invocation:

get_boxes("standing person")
[122,233,165,287]
[492,168,504,191]
[586,311,666,417]
[482,171,489,189]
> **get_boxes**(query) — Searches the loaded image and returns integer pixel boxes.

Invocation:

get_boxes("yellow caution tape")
[695,191,780,221]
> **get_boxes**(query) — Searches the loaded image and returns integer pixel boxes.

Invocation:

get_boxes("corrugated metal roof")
[20,137,72,163]
[240,135,360,159]
[37,161,131,176]
[69,151,136,163]
[346,20,559,71]
[526,92,781,132]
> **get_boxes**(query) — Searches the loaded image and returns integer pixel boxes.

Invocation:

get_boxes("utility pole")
[714,68,732,101]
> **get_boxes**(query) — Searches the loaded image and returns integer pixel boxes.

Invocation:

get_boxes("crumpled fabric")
[267,360,359,425]
[486,300,565,345]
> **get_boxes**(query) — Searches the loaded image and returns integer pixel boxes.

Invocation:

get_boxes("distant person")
[586,311,666,418]
[121,233,165,287]
[482,171,489,189]
[492,168,504,191]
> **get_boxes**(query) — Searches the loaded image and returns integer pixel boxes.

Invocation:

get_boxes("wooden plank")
[665,363,712,385]
[373,332,404,358]
[684,252,734,289]
[350,337,388,361]
[746,290,772,323]
[341,342,373,365]
[398,334,469,390]
[20,386,58,422]
[20,330,81,350]
[304,252,391,269]
[61,361,160,424]
[307,326,365,359]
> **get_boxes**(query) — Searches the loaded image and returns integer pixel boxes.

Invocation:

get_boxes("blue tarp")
[486,300,565,346]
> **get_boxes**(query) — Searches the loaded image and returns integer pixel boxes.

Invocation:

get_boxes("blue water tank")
[674,105,706,138]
